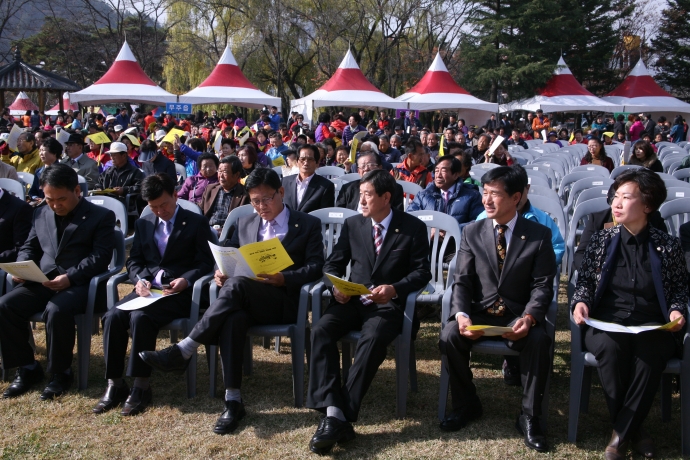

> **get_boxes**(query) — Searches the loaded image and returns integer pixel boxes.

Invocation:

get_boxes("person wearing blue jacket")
[407,156,484,229]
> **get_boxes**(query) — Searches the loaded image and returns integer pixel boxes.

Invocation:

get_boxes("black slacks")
[102,289,192,378]
[584,327,676,440]
[189,276,297,389]
[439,311,551,416]
[306,300,403,422]
[0,282,89,373]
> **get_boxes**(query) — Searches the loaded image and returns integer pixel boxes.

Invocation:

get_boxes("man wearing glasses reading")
[141,168,324,435]
[336,152,404,212]
[282,144,334,213]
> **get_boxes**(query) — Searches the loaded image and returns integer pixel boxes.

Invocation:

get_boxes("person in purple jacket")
[177,153,219,205]
[342,113,367,147]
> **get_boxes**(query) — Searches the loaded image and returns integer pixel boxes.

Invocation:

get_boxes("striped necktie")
[361,223,384,305]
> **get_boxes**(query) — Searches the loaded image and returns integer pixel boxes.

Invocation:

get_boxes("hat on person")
[138,149,157,162]
[106,115,116,122]
[155,129,167,143]
[548,131,557,138]
[109,141,127,153]
[124,127,138,135]
[394,125,403,131]
[65,133,85,144]
[114,125,123,133]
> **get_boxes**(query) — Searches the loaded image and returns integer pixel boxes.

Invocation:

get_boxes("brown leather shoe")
[605,430,628,460]
[633,428,655,459]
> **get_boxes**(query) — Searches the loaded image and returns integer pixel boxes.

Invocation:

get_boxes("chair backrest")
[528,194,567,240]
[532,157,566,185]
[77,175,88,195]
[569,165,610,178]
[573,186,610,208]
[141,198,202,218]
[667,160,683,174]
[331,178,344,202]
[610,164,641,179]
[85,196,128,235]
[110,226,127,273]
[340,173,361,183]
[664,178,690,189]
[316,166,345,179]
[673,168,690,182]
[659,198,690,237]
[559,171,609,204]
[175,163,187,181]
[566,197,610,275]
[474,163,500,170]
[665,187,690,202]
[657,171,678,181]
[395,180,423,210]
[510,155,528,166]
[309,207,360,257]
[16,172,34,187]
[273,166,283,176]
[528,184,560,203]
[526,172,550,188]
[407,210,462,293]
[566,177,613,210]
[526,164,557,189]
[0,178,25,200]
[659,148,686,160]
[219,204,255,243]
[525,139,542,148]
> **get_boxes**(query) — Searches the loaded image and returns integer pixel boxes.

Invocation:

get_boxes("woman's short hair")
[237,144,258,166]
[41,137,63,156]
[221,138,236,149]
[317,112,331,123]
[197,152,219,171]
[189,138,206,152]
[613,168,667,212]
[633,141,655,161]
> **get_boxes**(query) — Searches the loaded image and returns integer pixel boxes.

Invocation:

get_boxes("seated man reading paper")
[140,168,325,435]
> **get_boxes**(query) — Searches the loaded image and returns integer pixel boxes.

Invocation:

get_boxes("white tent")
[70,41,177,106]
[8,91,39,115]
[602,59,690,114]
[499,57,622,113]
[290,49,406,121]
[179,46,280,109]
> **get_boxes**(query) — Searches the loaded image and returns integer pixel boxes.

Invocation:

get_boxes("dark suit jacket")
[573,208,667,271]
[200,182,250,218]
[142,154,177,183]
[323,209,431,307]
[336,179,404,212]
[127,207,215,288]
[227,206,324,299]
[60,155,99,190]
[450,217,556,324]
[676,222,690,291]
[282,173,335,214]
[0,190,33,262]
[18,198,116,286]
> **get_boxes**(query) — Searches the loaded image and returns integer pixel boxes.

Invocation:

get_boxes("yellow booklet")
[91,189,117,195]
[325,273,372,296]
[87,132,112,145]
[272,155,285,166]
[209,239,294,278]
[466,325,514,336]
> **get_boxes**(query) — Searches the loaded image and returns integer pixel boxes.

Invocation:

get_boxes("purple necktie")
[156,220,172,257]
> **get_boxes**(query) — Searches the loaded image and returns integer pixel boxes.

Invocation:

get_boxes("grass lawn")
[0,278,684,459]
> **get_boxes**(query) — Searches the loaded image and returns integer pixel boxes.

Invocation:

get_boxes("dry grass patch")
[0,278,684,458]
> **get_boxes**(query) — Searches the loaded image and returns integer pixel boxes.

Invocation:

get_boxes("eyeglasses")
[250,191,279,208]
[297,156,315,164]
[358,163,378,171]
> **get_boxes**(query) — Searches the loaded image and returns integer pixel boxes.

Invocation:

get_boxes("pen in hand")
[136,274,152,297]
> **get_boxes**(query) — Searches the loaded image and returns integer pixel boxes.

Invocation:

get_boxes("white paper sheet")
[116,290,177,311]
[208,241,255,278]
[585,317,680,334]
[0,261,49,283]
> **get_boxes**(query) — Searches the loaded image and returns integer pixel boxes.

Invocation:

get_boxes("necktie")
[441,190,450,213]
[487,224,508,316]
[157,220,172,257]
[267,220,278,240]
[361,223,384,306]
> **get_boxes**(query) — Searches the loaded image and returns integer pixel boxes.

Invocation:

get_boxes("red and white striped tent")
[291,49,406,122]
[8,91,39,115]
[499,57,622,113]
[46,92,79,115]
[69,41,177,106]
[179,46,280,109]
[602,59,690,114]
[396,53,497,112]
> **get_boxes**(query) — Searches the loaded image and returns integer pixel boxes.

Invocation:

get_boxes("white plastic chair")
[673,168,690,182]
[16,172,34,188]
[218,204,255,244]
[396,180,423,211]
[316,166,345,179]
[0,178,25,200]
[565,198,610,276]
[569,165,610,178]
[610,164,641,179]
[659,198,690,237]
[141,198,202,217]
[340,173,361,182]
[665,187,690,202]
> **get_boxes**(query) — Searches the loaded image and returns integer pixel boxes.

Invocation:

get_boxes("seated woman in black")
[571,168,688,460]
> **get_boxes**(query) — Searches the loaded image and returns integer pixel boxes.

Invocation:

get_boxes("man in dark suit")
[0,187,32,262]
[336,152,404,212]
[60,133,99,190]
[680,222,690,290]
[306,170,431,454]
[140,168,325,435]
[199,155,249,237]
[0,164,115,400]
[282,144,334,213]
[94,173,215,416]
[438,166,556,452]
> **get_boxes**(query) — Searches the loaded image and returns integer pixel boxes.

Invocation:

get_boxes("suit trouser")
[306,300,403,422]
[0,282,89,373]
[102,289,192,378]
[189,277,296,389]
[439,311,551,417]
[584,327,676,440]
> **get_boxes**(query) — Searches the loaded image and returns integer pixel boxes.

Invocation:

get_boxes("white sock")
[326,406,346,421]
[225,388,241,402]
[177,337,200,359]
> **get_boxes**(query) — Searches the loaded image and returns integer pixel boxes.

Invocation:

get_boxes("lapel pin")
[656,247,662,252]
[521,235,525,240]
[295,224,299,227]
[82,216,86,220]
[182,221,186,225]
[395,229,399,233]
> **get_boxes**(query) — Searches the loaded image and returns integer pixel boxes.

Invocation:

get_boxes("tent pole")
[58,92,64,113]
[0,91,4,111]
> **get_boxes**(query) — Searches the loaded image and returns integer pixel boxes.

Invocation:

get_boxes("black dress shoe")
[139,345,190,375]
[439,401,483,432]
[633,428,654,459]
[502,358,521,386]
[213,400,246,435]
[93,382,130,414]
[605,430,628,460]
[40,370,73,400]
[515,414,548,453]
[2,363,44,398]
[121,386,152,416]
[309,416,355,455]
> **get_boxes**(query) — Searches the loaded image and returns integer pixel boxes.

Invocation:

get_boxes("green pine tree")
[651,0,690,100]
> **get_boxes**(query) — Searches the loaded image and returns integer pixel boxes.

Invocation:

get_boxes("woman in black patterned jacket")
[572,168,688,460]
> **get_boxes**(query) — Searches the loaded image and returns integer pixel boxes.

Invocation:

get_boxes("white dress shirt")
[296,173,314,205]
[371,209,394,243]
[492,211,518,254]
[258,204,290,242]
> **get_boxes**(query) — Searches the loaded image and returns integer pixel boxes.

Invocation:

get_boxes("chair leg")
[291,331,305,408]
[186,350,197,398]
[580,366,593,413]
[661,374,672,422]
[409,345,418,393]
[76,317,90,391]
[305,327,312,372]
[208,345,218,398]
[438,356,450,421]
[243,336,253,376]
[263,336,270,349]
[275,336,281,353]
[341,342,352,384]
[395,336,410,419]
[567,359,586,443]
[682,361,690,455]
[170,330,178,343]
